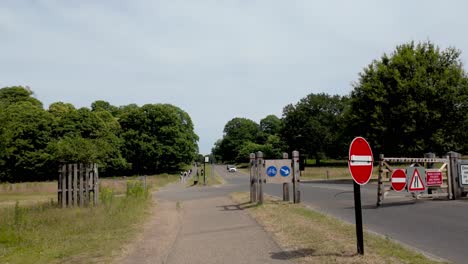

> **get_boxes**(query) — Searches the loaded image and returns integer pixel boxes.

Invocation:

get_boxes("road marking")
[391,178,406,183]
[350,155,372,166]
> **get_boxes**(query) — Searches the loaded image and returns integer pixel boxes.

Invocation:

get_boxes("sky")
[2,1,468,154]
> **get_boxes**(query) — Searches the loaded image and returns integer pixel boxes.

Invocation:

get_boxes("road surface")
[216,165,468,264]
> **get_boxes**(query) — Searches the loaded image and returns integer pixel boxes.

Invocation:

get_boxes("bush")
[126,180,148,199]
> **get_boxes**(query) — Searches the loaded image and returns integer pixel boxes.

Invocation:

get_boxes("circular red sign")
[348,137,374,185]
[391,169,407,192]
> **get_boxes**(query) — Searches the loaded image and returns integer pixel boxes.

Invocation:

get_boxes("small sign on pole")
[348,137,373,255]
[426,171,443,187]
[459,163,468,186]
[407,167,426,192]
[391,169,407,192]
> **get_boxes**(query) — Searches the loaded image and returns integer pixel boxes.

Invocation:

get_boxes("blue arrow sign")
[266,166,277,177]
[280,166,291,177]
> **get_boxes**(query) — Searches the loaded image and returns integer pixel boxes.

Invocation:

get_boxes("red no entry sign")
[391,169,406,192]
[348,137,374,185]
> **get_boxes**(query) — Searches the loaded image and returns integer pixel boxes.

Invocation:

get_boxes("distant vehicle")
[227,165,237,172]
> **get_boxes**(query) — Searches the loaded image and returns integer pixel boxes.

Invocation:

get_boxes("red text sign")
[426,171,443,186]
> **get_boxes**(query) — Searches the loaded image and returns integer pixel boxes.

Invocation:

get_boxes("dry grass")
[230,192,448,264]
[0,174,179,263]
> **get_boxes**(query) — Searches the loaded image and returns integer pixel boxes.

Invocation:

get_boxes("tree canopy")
[0,86,199,182]
[347,41,468,156]
[213,41,468,163]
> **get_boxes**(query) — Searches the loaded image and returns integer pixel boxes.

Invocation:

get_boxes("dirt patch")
[114,194,183,264]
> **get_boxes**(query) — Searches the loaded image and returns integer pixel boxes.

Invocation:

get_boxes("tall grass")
[0,174,178,263]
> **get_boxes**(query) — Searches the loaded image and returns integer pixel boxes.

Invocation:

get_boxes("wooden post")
[58,165,63,206]
[79,163,85,207]
[84,164,90,206]
[257,151,264,205]
[292,151,301,203]
[377,154,384,206]
[249,153,256,203]
[67,164,72,207]
[282,152,290,201]
[73,164,78,206]
[94,164,99,206]
[447,152,461,200]
[61,164,66,208]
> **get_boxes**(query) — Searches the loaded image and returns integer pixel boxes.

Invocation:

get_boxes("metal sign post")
[348,137,373,255]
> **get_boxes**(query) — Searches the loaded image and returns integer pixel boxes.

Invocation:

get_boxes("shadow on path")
[270,248,356,260]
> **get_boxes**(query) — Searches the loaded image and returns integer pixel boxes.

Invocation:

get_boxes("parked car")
[227,165,237,172]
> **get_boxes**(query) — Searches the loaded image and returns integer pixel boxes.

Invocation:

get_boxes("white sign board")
[460,164,468,186]
[264,159,292,184]
[204,156,209,163]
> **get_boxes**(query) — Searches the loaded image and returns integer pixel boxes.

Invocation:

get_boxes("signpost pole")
[204,159,206,185]
[282,152,289,201]
[353,181,364,255]
[292,151,300,204]
[250,153,256,203]
[349,137,373,256]
[257,151,264,205]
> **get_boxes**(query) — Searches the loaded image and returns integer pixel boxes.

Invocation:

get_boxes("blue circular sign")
[266,166,277,177]
[280,166,291,177]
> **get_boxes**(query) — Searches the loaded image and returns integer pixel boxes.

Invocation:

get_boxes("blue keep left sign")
[280,166,291,177]
[266,166,277,177]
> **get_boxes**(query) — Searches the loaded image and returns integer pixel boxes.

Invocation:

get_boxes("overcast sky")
[2,1,468,154]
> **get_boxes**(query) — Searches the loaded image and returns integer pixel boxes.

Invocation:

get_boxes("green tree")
[281,93,348,163]
[217,118,260,163]
[0,86,42,108]
[119,104,198,174]
[260,115,282,136]
[347,41,468,156]
[48,103,128,175]
[0,101,54,182]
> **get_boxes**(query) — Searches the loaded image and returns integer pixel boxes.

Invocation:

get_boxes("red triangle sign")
[409,169,425,192]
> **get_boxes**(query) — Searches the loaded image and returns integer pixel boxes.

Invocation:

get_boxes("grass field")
[0,174,178,264]
[187,165,224,186]
[231,192,448,264]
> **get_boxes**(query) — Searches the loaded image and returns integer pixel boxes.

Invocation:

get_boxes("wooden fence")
[58,163,99,208]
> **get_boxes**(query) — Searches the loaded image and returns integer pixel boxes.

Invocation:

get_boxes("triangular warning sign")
[409,169,425,192]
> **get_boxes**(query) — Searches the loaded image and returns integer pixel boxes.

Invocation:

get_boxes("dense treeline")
[0,88,199,182]
[213,41,468,163]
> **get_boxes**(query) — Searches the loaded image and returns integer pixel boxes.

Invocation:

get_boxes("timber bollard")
[282,152,290,201]
[250,153,256,203]
[292,150,301,203]
[257,151,264,205]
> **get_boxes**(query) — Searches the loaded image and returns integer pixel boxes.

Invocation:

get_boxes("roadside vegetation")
[0,174,178,264]
[231,192,448,264]
[0,87,199,183]
[187,165,224,186]
[212,41,468,164]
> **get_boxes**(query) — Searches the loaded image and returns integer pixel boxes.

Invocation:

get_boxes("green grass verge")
[230,192,448,264]
[0,174,178,264]
[187,165,224,186]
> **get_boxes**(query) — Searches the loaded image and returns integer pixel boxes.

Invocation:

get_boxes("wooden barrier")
[58,163,99,208]
[376,155,450,206]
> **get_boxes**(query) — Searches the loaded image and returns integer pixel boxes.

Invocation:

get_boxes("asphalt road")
[215,165,468,264]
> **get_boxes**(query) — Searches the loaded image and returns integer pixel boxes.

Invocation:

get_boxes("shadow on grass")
[270,248,356,260]
[217,202,259,211]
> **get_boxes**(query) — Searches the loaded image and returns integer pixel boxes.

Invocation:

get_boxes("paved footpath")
[119,182,290,264]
